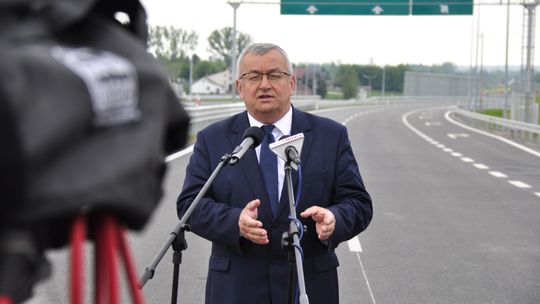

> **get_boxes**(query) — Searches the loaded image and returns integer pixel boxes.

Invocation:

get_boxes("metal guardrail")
[450,108,540,144]
[182,95,540,145]
[452,108,540,134]
[182,95,481,138]
[183,97,368,137]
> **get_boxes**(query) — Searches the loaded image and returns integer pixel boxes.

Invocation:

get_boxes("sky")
[140,0,536,68]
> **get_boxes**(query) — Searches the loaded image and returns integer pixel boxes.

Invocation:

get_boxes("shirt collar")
[247,107,293,139]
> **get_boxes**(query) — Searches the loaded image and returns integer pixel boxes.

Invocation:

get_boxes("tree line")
[147,25,485,99]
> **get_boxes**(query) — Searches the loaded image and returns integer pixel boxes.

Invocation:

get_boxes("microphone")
[269,133,304,170]
[229,126,264,165]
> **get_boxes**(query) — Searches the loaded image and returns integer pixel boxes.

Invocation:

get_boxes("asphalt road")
[28,102,540,303]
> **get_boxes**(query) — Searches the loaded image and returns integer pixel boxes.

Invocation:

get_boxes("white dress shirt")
[247,106,293,200]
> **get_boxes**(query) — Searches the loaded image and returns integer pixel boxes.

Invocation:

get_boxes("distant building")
[191,69,231,94]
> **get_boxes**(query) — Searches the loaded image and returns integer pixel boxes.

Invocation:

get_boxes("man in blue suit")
[177,43,372,304]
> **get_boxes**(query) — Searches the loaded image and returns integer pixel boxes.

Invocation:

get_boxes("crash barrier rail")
[182,95,472,138]
[450,107,540,145]
[184,96,365,138]
[182,95,539,146]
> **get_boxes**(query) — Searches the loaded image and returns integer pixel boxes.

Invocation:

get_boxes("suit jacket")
[177,107,372,304]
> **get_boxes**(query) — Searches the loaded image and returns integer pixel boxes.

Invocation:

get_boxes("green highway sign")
[412,0,473,15]
[281,0,410,15]
[280,0,473,16]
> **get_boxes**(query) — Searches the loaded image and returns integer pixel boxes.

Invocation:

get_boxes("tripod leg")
[117,227,144,304]
[171,262,180,304]
[70,215,86,304]
[170,229,186,304]
[103,216,120,304]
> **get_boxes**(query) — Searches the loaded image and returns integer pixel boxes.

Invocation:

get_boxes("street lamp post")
[523,2,537,123]
[189,46,194,97]
[363,74,373,98]
[229,1,241,97]
[381,66,386,97]
[503,0,511,118]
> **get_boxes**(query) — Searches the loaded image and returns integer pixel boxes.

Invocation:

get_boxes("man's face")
[236,49,296,124]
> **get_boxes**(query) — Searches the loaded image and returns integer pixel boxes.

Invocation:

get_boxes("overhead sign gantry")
[280,0,473,16]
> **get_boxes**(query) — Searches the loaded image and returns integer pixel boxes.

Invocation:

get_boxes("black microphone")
[269,133,304,170]
[285,146,301,166]
[229,126,264,165]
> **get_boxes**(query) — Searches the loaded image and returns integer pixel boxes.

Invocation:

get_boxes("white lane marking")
[166,144,194,162]
[348,236,363,252]
[405,108,539,199]
[425,122,441,126]
[342,111,368,126]
[436,144,446,148]
[473,163,489,170]
[447,133,470,139]
[508,180,532,189]
[489,171,508,178]
[445,110,540,158]
[355,252,377,304]
[443,148,453,152]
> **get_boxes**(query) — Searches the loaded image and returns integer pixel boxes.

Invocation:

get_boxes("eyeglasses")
[239,71,291,84]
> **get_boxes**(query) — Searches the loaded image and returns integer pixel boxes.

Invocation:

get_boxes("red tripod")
[71,214,144,304]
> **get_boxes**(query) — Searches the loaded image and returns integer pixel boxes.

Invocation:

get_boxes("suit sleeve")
[327,126,373,246]
[176,131,243,251]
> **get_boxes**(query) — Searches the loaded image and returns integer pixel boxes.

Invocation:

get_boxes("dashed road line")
[355,250,377,304]
[508,180,532,189]
[342,111,370,126]
[403,108,539,200]
[445,110,540,158]
[348,237,375,303]
[473,163,489,170]
[347,236,363,252]
[489,171,508,178]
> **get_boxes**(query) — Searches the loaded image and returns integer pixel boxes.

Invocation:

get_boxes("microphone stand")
[282,158,309,304]
[139,153,233,304]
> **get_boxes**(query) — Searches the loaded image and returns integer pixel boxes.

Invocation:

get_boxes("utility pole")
[189,54,193,95]
[504,0,511,118]
[480,33,484,110]
[381,66,386,97]
[363,74,373,98]
[474,7,481,110]
[522,1,537,123]
[229,1,241,97]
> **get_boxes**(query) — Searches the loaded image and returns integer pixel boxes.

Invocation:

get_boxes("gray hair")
[235,43,293,79]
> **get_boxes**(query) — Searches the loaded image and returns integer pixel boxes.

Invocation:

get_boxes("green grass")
[326,91,344,100]
[478,108,504,118]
